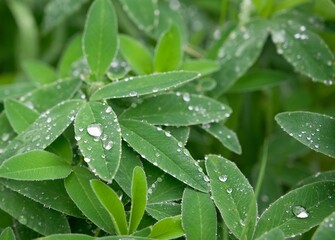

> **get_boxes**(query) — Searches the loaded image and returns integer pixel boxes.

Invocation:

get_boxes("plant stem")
[254,139,269,199]
[220,0,229,24]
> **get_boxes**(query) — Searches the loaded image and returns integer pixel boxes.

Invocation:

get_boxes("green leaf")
[181,59,219,76]
[64,167,115,234]
[97,237,151,240]
[314,0,335,20]
[0,227,15,240]
[0,83,35,102]
[254,181,335,238]
[252,0,273,17]
[0,178,82,217]
[4,98,39,134]
[271,17,335,84]
[20,78,82,112]
[0,113,16,151]
[146,202,181,220]
[154,24,183,72]
[119,34,153,75]
[120,93,231,126]
[36,234,94,240]
[58,34,83,78]
[272,0,310,13]
[46,135,73,164]
[90,71,200,100]
[74,102,121,181]
[167,127,190,146]
[43,0,89,33]
[0,100,85,164]
[275,111,335,158]
[215,19,268,93]
[114,145,143,197]
[255,228,285,240]
[129,167,147,234]
[201,123,241,154]
[0,186,70,235]
[83,0,118,80]
[148,215,184,239]
[0,150,71,180]
[295,171,335,188]
[90,179,128,235]
[312,211,335,240]
[182,188,217,240]
[119,0,158,32]
[22,59,56,85]
[120,119,209,192]
[205,155,257,240]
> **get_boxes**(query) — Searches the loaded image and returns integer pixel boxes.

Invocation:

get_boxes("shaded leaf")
[312,211,335,240]
[148,215,184,239]
[146,202,181,220]
[22,60,56,85]
[295,171,335,188]
[0,83,35,102]
[255,228,285,240]
[36,234,94,240]
[0,227,15,240]
[0,113,16,151]
[90,71,200,100]
[181,59,219,76]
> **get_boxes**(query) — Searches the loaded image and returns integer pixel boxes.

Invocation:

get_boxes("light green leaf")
[0,100,84,163]
[91,71,199,100]
[119,0,158,32]
[182,188,217,240]
[272,0,309,13]
[146,202,181,220]
[0,227,15,240]
[46,135,73,164]
[119,34,153,75]
[83,0,118,80]
[271,17,335,84]
[295,171,335,188]
[58,34,83,78]
[20,78,82,112]
[90,179,128,235]
[314,0,335,20]
[252,0,273,17]
[74,102,121,181]
[4,98,39,134]
[206,155,257,239]
[154,24,183,72]
[167,127,190,146]
[181,59,219,76]
[148,215,184,239]
[312,211,335,240]
[255,228,285,240]
[201,123,241,154]
[215,19,268,93]
[120,93,231,126]
[129,167,147,234]
[0,186,70,235]
[64,167,115,234]
[43,0,89,33]
[120,119,209,192]
[0,113,16,151]
[0,83,35,102]
[36,234,94,240]
[114,145,143,197]
[22,60,56,85]
[0,178,81,217]
[275,111,335,158]
[97,237,151,240]
[0,150,71,180]
[254,181,335,238]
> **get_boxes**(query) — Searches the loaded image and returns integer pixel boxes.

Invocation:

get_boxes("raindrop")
[84,157,91,163]
[182,93,191,102]
[46,117,52,123]
[1,133,10,142]
[87,123,103,137]
[219,175,228,182]
[105,106,112,113]
[292,205,309,219]
[75,135,81,141]
[152,87,159,93]
[103,141,113,150]
[155,152,160,157]
[18,215,27,224]
[129,91,138,97]
[165,131,172,137]
[204,176,210,182]
[153,162,158,166]
[227,188,233,194]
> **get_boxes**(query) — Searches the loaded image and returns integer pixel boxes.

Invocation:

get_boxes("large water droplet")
[87,123,103,137]
[182,93,191,102]
[103,140,113,150]
[219,175,228,182]
[292,205,309,219]
[84,157,91,163]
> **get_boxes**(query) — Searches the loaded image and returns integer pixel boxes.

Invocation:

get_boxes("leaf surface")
[36,234,94,240]
[22,60,56,85]
[0,227,15,240]
[148,216,184,239]
[146,202,181,220]
[312,211,335,240]
[0,83,35,102]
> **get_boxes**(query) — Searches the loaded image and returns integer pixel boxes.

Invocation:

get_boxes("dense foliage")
[0,0,335,239]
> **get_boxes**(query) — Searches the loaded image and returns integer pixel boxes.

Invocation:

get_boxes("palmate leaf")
[275,111,335,158]
[312,211,335,240]
[83,0,118,80]
[74,102,121,181]
[254,181,335,238]
[120,93,231,126]
[182,188,217,240]
[148,215,184,240]
[120,119,209,193]
[90,71,200,100]
[205,155,257,240]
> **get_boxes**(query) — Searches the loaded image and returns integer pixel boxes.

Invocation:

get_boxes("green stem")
[254,139,269,199]
[220,0,229,24]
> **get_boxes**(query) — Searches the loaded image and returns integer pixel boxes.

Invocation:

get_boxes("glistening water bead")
[87,123,103,137]
[292,205,309,219]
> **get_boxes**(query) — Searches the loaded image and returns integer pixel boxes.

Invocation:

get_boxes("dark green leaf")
[22,60,56,85]
[295,171,335,188]
[36,234,94,240]
[167,127,190,146]
[0,113,16,151]
[312,211,335,240]
[0,227,15,240]
[255,228,285,240]
[148,215,184,239]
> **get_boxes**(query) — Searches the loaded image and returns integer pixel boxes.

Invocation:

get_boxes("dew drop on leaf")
[84,157,91,163]
[182,93,191,102]
[105,106,112,113]
[87,123,103,137]
[219,175,228,182]
[292,205,309,219]
[226,188,233,194]
[103,140,113,150]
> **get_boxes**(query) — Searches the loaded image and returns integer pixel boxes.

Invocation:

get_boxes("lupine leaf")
[148,216,184,239]
[312,211,335,240]
[22,59,56,85]
[0,227,15,240]
[146,202,181,220]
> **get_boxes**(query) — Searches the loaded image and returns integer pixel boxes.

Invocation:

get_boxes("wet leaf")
[312,211,335,240]
[148,216,184,239]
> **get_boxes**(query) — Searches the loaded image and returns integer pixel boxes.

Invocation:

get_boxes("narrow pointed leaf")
[271,17,335,83]
[146,202,181,220]
[120,93,231,126]
[22,60,56,85]
[275,111,335,158]
[120,119,209,192]
[255,228,285,240]
[0,150,71,180]
[75,102,121,181]
[90,71,200,100]
[181,59,219,76]
[148,216,184,239]
[0,100,85,163]
[0,83,35,102]
[64,167,115,234]
[0,227,15,240]
[36,234,94,240]
[90,179,128,235]
[312,211,335,240]
[0,186,70,235]
[254,181,335,238]
[4,98,39,134]
[154,24,183,72]
[129,167,147,234]
[182,188,217,240]
[206,155,257,240]
[83,0,118,80]
[167,127,190,146]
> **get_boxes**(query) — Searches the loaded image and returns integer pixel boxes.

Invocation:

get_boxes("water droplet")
[219,175,228,182]
[79,127,84,132]
[87,123,103,137]
[18,215,27,224]
[84,157,91,163]
[46,117,52,123]
[75,135,81,141]
[226,188,233,194]
[105,106,112,113]
[165,131,172,137]
[182,93,191,102]
[292,205,309,219]
[152,87,159,93]
[129,91,138,97]
[153,162,158,166]
[155,152,160,157]
[103,140,113,150]
[204,176,210,182]
[1,133,10,142]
